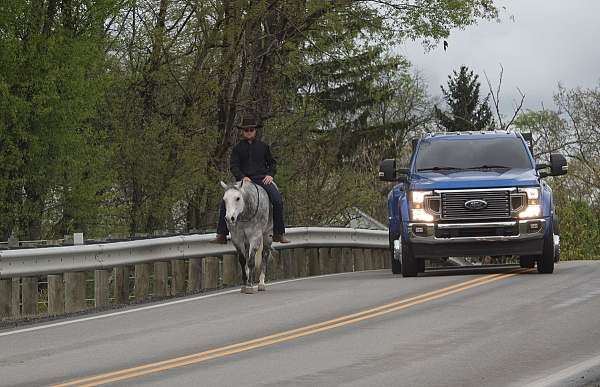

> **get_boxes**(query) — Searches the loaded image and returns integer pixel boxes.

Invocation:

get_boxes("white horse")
[220,180,273,293]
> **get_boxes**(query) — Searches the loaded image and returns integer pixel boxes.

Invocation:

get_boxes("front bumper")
[407,219,546,258]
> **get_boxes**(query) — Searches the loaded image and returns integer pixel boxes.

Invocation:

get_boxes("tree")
[435,65,494,131]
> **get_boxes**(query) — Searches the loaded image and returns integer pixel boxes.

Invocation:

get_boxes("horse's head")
[220,181,246,226]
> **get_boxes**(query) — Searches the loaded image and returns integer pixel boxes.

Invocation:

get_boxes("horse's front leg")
[238,252,249,293]
[243,237,261,294]
[257,247,269,292]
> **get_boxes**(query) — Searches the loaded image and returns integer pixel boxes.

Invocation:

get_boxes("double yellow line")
[55,269,527,386]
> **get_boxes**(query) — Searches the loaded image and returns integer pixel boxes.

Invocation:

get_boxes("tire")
[401,234,418,277]
[519,255,535,269]
[389,236,402,274]
[537,224,555,274]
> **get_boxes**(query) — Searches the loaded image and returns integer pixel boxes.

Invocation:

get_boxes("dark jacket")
[230,139,277,181]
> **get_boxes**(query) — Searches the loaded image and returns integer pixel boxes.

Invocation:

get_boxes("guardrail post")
[187,258,202,292]
[318,248,331,274]
[48,274,65,315]
[282,249,296,279]
[113,266,130,304]
[377,249,387,269]
[222,254,240,286]
[171,259,186,296]
[0,279,12,318]
[330,248,343,273]
[380,249,390,269]
[153,262,169,297]
[65,272,86,313]
[134,264,150,301]
[364,249,374,270]
[308,248,320,276]
[353,249,365,271]
[11,278,20,318]
[95,270,110,307]
[294,248,308,278]
[371,249,381,269]
[21,277,38,316]
[202,257,219,290]
[342,248,354,272]
[268,250,284,281]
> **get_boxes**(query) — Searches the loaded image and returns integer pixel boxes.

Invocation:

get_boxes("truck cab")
[379,131,568,277]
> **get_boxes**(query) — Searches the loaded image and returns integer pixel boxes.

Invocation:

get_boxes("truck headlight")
[518,187,542,219]
[410,191,434,221]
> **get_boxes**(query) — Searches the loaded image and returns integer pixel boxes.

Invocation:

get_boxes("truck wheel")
[389,236,402,274]
[537,225,555,274]
[519,255,535,269]
[401,235,418,277]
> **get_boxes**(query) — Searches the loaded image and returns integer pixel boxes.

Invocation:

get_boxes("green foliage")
[556,199,600,260]
[0,0,501,239]
[0,0,116,239]
[435,65,494,131]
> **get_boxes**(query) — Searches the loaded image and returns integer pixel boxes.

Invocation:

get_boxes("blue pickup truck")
[379,131,568,277]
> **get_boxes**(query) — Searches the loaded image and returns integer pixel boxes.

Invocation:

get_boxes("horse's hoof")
[244,286,256,294]
[258,284,266,292]
[240,286,246,293]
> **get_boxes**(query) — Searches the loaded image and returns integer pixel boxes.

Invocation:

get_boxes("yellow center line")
[55,269,529,387]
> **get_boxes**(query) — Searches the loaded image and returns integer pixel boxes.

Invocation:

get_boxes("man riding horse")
[212,116,291,244]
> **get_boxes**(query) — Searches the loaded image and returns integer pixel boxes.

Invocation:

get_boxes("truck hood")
[410,168,539,190]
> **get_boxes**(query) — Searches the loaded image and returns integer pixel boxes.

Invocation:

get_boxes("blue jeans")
[217,176,286,235]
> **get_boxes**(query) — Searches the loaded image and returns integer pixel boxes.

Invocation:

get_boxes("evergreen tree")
[435,65,494,131]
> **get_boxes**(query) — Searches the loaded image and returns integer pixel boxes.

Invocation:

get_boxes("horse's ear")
[235,181,243,189]
[220,181,228,190]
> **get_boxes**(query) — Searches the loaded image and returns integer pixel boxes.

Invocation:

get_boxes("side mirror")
[379,159,397,181]
[550,153,568,176]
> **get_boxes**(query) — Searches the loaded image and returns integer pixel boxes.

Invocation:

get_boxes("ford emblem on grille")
[464,199,488,210]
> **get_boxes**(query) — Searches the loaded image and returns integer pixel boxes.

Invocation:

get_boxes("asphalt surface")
[1,261,600,387]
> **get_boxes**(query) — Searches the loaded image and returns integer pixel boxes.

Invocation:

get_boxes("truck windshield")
[415,138,532,171]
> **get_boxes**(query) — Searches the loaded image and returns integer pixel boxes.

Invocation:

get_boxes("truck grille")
[441,190,511,220]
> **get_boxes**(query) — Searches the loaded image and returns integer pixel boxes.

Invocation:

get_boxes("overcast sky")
[397,1,600,117]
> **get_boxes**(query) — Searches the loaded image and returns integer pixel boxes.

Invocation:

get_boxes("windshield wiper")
[466,165,511,170]
[417,166,466,171]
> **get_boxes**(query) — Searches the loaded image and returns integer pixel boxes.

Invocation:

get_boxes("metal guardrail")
[0,227,388,279]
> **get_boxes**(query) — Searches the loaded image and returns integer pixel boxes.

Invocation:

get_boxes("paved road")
[1,261,600,387]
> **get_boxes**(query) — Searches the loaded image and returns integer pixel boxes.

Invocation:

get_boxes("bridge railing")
[0,227,389,321]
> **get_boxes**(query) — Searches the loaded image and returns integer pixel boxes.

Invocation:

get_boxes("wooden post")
[202,257,219,290]
[21,277,38,316]
[171,259,187,296]
[268,250,284,281]
[113,266,130,304]
[295,248,308,278]
[48,274,65,315]
[353,249,365,272]
[11,278,20,318]
[134,264,150,301]
[94,270,110,307]
[381,249,390,269]
[342,248,354,272]
[364,249,373,270]
[282,249,296,279]
[222,254,240,286]
[318,248,330,274]
[153,262,169,297]
[308,248,320,276]
[64,272,86,313]
[330,248,343,273]
[187,258,202,292]
[377,249,385,269]
[0,279,12,318]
